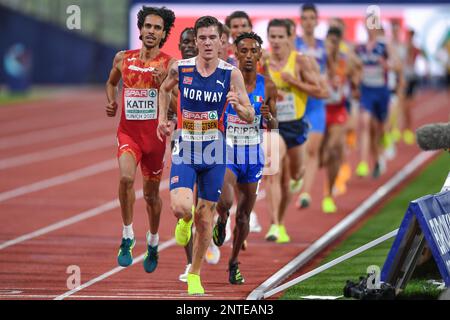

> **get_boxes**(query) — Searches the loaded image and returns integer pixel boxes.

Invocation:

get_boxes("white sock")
[147,232,159,247]
[122,224,134,239]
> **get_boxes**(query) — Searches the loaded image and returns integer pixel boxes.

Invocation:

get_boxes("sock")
[122,224,134,240]
[147,232,159,247]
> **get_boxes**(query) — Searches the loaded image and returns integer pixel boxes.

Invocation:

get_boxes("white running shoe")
[205,242,221,264]
[249,211,262,233]
[179,263,191,282]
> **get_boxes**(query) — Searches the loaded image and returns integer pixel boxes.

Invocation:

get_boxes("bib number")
[124,88,158,120]
[276,93,297,122]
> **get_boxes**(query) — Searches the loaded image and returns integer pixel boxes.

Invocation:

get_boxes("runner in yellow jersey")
[263,19,328,243]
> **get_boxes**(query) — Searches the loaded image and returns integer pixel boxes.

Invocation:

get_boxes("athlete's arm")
[298,55,330,99]
[280,55,328,99]
[105,51,124,117]
[228,68,255,124]
[262,77,278,129]
[157,61,179,141]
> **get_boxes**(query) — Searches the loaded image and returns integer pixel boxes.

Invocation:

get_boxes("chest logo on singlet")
[128,65,155,73]
[124,88,158,120]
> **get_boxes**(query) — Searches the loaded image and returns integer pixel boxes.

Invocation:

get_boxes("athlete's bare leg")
[229,182,258,265]
[170,187,194,222]
[301,132,324,198]
[359,111,371,165]
[118,152,138,225]
[217,169,237,223]
[278,155,292,225]
[143,178,162,234]
[323,125,345,196]
[191,198,217,275]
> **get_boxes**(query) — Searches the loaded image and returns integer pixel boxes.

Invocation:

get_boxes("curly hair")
[137,6,176,48]
[234,31,263,48]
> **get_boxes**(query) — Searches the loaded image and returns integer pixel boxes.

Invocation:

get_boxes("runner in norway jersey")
[118,49,172,178]
[355,40,390,122]
[170,57,233,201]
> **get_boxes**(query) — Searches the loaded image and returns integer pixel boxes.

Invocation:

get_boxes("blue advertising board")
[382,190,450,286]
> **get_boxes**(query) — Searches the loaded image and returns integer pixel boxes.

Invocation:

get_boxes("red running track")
[0,88,448,300]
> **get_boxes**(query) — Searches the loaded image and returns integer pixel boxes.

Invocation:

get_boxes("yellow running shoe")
[265,224,279,241]
[289,178,304,193]
[356,161,369,177]
[187,273,204,295]
[276,225,290,244]
[391,128,401,143]
[175,216,193,246]
[403,129,415,145]
[322,196,337,214]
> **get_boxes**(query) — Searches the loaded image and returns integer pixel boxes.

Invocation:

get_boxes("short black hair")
[301,3,318,16]
[179,27,194,43]
[137,6,176,48]
[234,32,263,47]
[327,26,342,39]
[267,19,291,37]
[225,11,253,29]
[194,16,223,37]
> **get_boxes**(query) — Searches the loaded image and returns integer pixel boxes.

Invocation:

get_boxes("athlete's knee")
[119,175,134,189]
[171,201,192,220]
[217,196,232,214]
[194,210,213,235]
[144,190,160,207]
[235,211,250,228]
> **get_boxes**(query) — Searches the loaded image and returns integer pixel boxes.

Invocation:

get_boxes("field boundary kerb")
[247,151,437,300]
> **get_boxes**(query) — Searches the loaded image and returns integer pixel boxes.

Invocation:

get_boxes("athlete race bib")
[276,92,297,122]
[181,110,219,142]
[363,65,385,87]
[226,114,261,146]
[124,88,158,120]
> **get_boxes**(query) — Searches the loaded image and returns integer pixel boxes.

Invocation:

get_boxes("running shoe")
[403,129,415,145]
[276,225,290,244]
[143,231,158,273]
[289,178,304,193]
[372,158,386,179]
[249,211,262,233]
[117,237,136,267]
[175,216,193,246]
[297,192,311,209]
[179,263,191,283]
[265,224,279,241]
[187,273,204,295]
[356,161,369,177]
[205,242,221,265]
[228,262,245,285]
[322,196,337,214]
[212,212,229,247]
[391,128,401,143]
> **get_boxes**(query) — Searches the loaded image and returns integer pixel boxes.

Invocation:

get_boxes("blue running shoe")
[143,244,159,273]
[117,238,135,267]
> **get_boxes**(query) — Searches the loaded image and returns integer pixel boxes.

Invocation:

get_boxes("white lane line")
[247,151,437,300]
[54,190,266,300]
[0,120,112,150]
[0,135,113,170]
[54,238,177,300]
[0,179,169,251]
[0,159,116,203]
